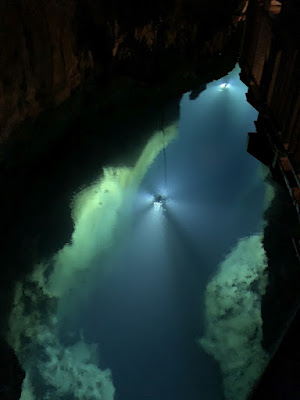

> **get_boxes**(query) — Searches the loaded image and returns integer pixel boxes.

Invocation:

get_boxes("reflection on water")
[8,64,274,400]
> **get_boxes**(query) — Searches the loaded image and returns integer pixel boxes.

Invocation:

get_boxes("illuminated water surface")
[60,65,265,399]
[13,65,271,400]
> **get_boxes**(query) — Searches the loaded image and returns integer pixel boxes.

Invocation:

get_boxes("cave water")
[8,64,274,400]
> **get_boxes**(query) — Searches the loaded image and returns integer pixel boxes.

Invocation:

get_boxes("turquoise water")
[11,65,270,400]
[58,65,265,399]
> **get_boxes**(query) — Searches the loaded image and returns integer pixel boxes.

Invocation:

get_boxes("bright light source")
[219,83,230,89]
[152,194,167,210]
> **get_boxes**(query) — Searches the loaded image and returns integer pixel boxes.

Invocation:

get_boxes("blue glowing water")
[61,66,265,399]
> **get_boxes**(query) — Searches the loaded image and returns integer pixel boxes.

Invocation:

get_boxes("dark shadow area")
[262,183,300,352]
[189,83,207,101]
[249,307,300,400]
[0,340,25,400]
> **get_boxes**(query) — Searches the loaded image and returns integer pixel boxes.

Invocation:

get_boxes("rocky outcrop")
[0,0,247,144]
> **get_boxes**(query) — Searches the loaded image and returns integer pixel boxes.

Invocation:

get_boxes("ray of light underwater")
[8,64,275,400]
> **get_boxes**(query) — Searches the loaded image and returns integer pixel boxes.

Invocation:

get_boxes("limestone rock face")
[0,1,93,142]
[0,0,247,143]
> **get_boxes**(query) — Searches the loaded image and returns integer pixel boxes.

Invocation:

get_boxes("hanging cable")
[152,108,168,210]
[161,109,167,188]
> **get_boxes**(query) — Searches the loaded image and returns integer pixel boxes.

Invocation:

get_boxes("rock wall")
[0,1,92,142]
[0,0,247,144]
[239,0,300,352]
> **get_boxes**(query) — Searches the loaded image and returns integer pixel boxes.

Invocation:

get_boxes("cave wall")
[239,0,300,351]
[0,0,92,142]
[238,3,300,397]
[0,0,247,144]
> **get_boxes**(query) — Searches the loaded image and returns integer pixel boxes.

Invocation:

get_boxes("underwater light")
[219,83,230,89]
[153,194,167,210]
